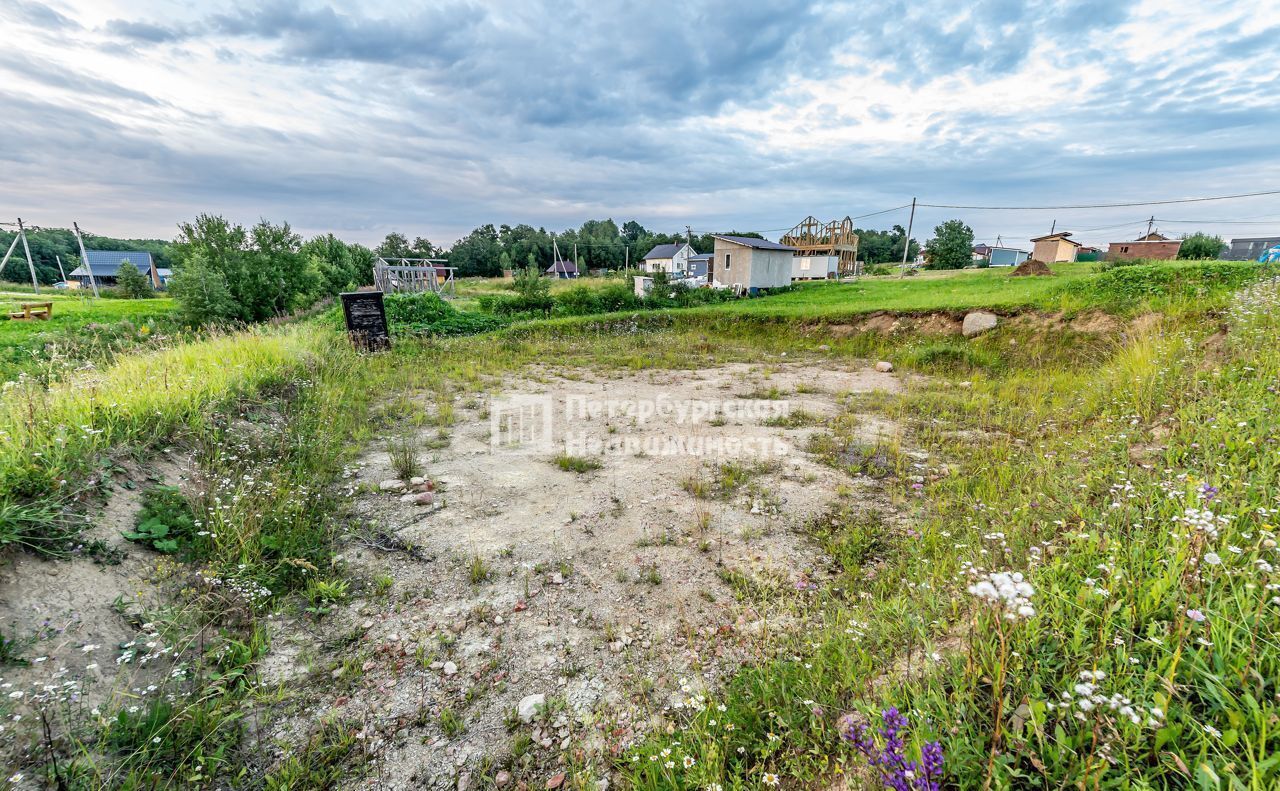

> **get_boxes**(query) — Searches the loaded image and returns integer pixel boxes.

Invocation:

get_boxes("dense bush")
[1077,260,1263,304]
[382,292,504,336]
[554,282,643,315]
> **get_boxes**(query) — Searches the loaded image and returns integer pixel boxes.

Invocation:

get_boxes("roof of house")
[545,260,579,274]
[66,250,154,277]
[642,243,690,261]
[1136,232,1170,241]
[687,252,712,261]
[1029,232,1080,245]
[713,235,795,251]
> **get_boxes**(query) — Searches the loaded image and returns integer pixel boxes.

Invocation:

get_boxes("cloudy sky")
[2,0,1279,249]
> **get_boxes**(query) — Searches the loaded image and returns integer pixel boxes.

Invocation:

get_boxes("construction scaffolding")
[780,215,861,276]
[372,257,457,297]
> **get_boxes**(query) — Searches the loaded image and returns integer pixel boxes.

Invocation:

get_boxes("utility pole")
[73,221,99,297]
[898,197,916,278]
[1146,216,1154,238]
[624,245,628,273]
[17,218,38,291]
[55,254,67,283]
[1050,219,1056,235]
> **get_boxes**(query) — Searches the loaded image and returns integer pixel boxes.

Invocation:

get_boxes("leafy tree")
[923,220,974,270]
[410,237,438,258]
[376,232,413,259]
[168,252,235,325]
[856,225,919,265]
[447,224,503,277]
[1178,232,1226,260]
[114,260,154,298]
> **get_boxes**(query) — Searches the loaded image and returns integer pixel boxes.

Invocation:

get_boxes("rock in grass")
[518,693,546,723]
[962,311,999,337]
[546,773,565,790]
[494,771,511,788]
[380,479,407,492]
[874,361,894,372]
[410,476,426,485]
[411,491,435,506]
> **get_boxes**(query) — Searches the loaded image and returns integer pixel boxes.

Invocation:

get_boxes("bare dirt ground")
[0,453,190,774]
[261,361,916,789]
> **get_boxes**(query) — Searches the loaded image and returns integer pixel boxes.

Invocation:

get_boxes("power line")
[916,188,1280,211]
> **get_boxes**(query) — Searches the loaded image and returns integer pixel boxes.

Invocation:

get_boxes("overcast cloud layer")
[2,0,1279,248]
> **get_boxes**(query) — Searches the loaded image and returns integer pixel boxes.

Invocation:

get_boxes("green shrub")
[115,262,156,299]
[383,292,505,336]
[1078,261,1263,305]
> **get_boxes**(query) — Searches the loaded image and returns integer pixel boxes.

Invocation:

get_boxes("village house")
[1030,232,1082,263]
[544,259,579,278]
[66,250,168,289]
[1226,236,1280,261]
[685,252,711,281]
[640,242,694,275]
[1106,232,1182,262]
[710,235,795,293]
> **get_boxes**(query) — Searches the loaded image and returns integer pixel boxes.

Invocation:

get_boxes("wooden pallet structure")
[372,257,457,297]
[780,216,861,276]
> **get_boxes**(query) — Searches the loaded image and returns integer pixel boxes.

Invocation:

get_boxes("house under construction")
[780,216,860,279]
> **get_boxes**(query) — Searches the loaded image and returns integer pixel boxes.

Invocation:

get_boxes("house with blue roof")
[67,251,170,290]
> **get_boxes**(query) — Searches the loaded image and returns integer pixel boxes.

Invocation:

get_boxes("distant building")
[987,247,1030,267]
[710,235,795,292]
[685,252,711,281]
[1107,233,1182,262]
[545,259,579,278]
[66,251,168,289]
[1226,236,1280,261]
[972,243,993,262]
[641,243,694,275]
[1030,232,1082,263]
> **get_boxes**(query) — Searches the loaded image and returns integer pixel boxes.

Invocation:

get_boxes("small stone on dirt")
[547,773,565,790]
[411,491,435,506]
[379,479,407,492]
[518,693,546,723]
[874,361,894,372]
[443,661,458,676]
[550,573,564,585]
[495,771,512,788]
[410,476,426,486]
[962,311,999,337]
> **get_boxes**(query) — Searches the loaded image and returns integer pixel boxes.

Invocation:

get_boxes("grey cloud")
[2,0,79,29]
[103,18,190,43]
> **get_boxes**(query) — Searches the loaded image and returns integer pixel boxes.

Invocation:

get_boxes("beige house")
[710,235,795,292]
[1030,232,1081,263]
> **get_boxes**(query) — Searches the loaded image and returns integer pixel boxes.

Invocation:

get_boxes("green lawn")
[0,291,178,381]
[714,264,1097,318]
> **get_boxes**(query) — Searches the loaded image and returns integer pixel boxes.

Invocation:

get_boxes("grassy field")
[1,264,1277,788]
[0,290,179,383]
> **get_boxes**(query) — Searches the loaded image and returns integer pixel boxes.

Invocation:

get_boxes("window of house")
[725,253,731,269]
[800,258,811,271]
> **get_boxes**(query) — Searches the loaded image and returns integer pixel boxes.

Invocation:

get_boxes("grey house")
[710,235,795,292]
[67,251,169,289]
[1226,236,1280,261]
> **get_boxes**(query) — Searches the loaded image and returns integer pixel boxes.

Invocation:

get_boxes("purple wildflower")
[1200,483,1219,501]
[841,708,944,791]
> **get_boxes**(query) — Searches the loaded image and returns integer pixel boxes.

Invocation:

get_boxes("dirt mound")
[1009,259,1055,277]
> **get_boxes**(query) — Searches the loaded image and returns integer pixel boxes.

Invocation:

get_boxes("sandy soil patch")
[260,361,913,789]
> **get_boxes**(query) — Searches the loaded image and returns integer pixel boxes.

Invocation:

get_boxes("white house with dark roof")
[67,251,168,289]
[710,236,795,292]
[640,242,694,275]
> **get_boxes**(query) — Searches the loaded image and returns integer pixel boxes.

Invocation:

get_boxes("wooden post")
[898,198,916,278]
[55,254,67,283]
[72,222,99,297]
[17,218,38,291]
[0,232,19,274]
